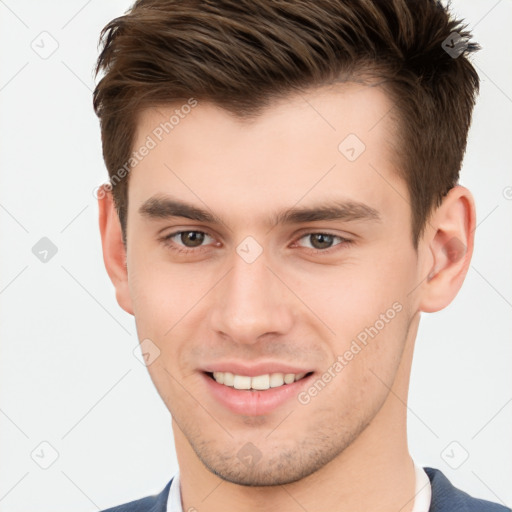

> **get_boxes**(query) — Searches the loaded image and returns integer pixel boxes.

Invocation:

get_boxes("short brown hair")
[93,0,479,247]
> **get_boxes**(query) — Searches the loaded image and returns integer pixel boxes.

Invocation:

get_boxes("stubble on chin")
[183,413,371,487]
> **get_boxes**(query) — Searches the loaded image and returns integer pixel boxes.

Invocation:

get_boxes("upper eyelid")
[164,229,350,247]
[293,233,349,250]
[166,230,214,238]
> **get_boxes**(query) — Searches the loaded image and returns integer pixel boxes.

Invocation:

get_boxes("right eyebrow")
[139,196,221,224]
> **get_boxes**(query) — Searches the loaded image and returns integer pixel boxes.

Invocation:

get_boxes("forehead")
[128,84,405,229]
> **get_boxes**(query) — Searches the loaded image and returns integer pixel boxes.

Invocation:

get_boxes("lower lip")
[201,372,313,416]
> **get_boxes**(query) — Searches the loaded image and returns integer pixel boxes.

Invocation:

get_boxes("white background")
[0,1,511,511]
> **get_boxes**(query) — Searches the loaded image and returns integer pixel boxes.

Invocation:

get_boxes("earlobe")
[419,186,475,313]
[98,185,134,315]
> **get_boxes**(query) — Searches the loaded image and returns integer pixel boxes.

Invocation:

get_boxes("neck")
[176,313,421,512]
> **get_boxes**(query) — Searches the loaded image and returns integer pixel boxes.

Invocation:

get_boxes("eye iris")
[181,231,204,247]
[311,233,334,249]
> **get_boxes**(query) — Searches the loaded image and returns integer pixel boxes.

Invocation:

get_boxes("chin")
[204,460,318,487]
[191,435,350,487]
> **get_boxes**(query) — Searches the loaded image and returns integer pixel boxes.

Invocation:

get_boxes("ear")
[419,185,476,313]
[98,185,134,315]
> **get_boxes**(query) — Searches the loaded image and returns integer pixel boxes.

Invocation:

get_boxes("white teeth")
[251,374,270,390]
[211,371,308,390]
[284,373,295,384]
[269,373,284,388]
[233,375,251,390]
[223,372,234,386]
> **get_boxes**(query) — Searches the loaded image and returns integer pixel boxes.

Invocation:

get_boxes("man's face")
[123,85,425,485]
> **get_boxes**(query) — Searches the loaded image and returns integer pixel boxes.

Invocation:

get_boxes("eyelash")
[159,230,353,255]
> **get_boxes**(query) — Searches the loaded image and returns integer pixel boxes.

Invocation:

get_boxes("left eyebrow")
[272,201,381,225]
[138,194,382,228]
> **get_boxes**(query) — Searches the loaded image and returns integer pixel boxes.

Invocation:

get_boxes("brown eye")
[162,230,215,252]
[309,233,335,249]
[179,231,206,247]
[295,233,350,252]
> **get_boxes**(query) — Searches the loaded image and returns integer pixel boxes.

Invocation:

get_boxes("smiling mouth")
[205,371,313,391]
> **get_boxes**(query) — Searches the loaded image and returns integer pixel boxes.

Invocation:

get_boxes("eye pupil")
[181,231,205,247]
[311,233,333,249]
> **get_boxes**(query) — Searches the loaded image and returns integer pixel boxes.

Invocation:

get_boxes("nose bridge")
[210,243,293,342]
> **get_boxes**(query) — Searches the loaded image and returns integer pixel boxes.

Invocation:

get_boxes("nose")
[209,248,294,345]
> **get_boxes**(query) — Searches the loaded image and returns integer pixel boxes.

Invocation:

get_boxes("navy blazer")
[101,467,510,511]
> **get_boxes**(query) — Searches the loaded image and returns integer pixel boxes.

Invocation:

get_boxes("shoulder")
[100,478,173,512]
[425,467,510,512]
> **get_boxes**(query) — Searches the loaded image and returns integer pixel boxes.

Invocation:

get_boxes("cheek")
[287,254,412,387]
[127,250,197,335]
[287,255,409,331]
[311,304,410,426]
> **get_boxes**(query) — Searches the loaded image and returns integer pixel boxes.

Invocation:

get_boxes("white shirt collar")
[411,462,432,512]
[166,470,182,512]
[167,462,432,512]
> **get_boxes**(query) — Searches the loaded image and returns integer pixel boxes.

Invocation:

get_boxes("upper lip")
[202,361,313,377]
